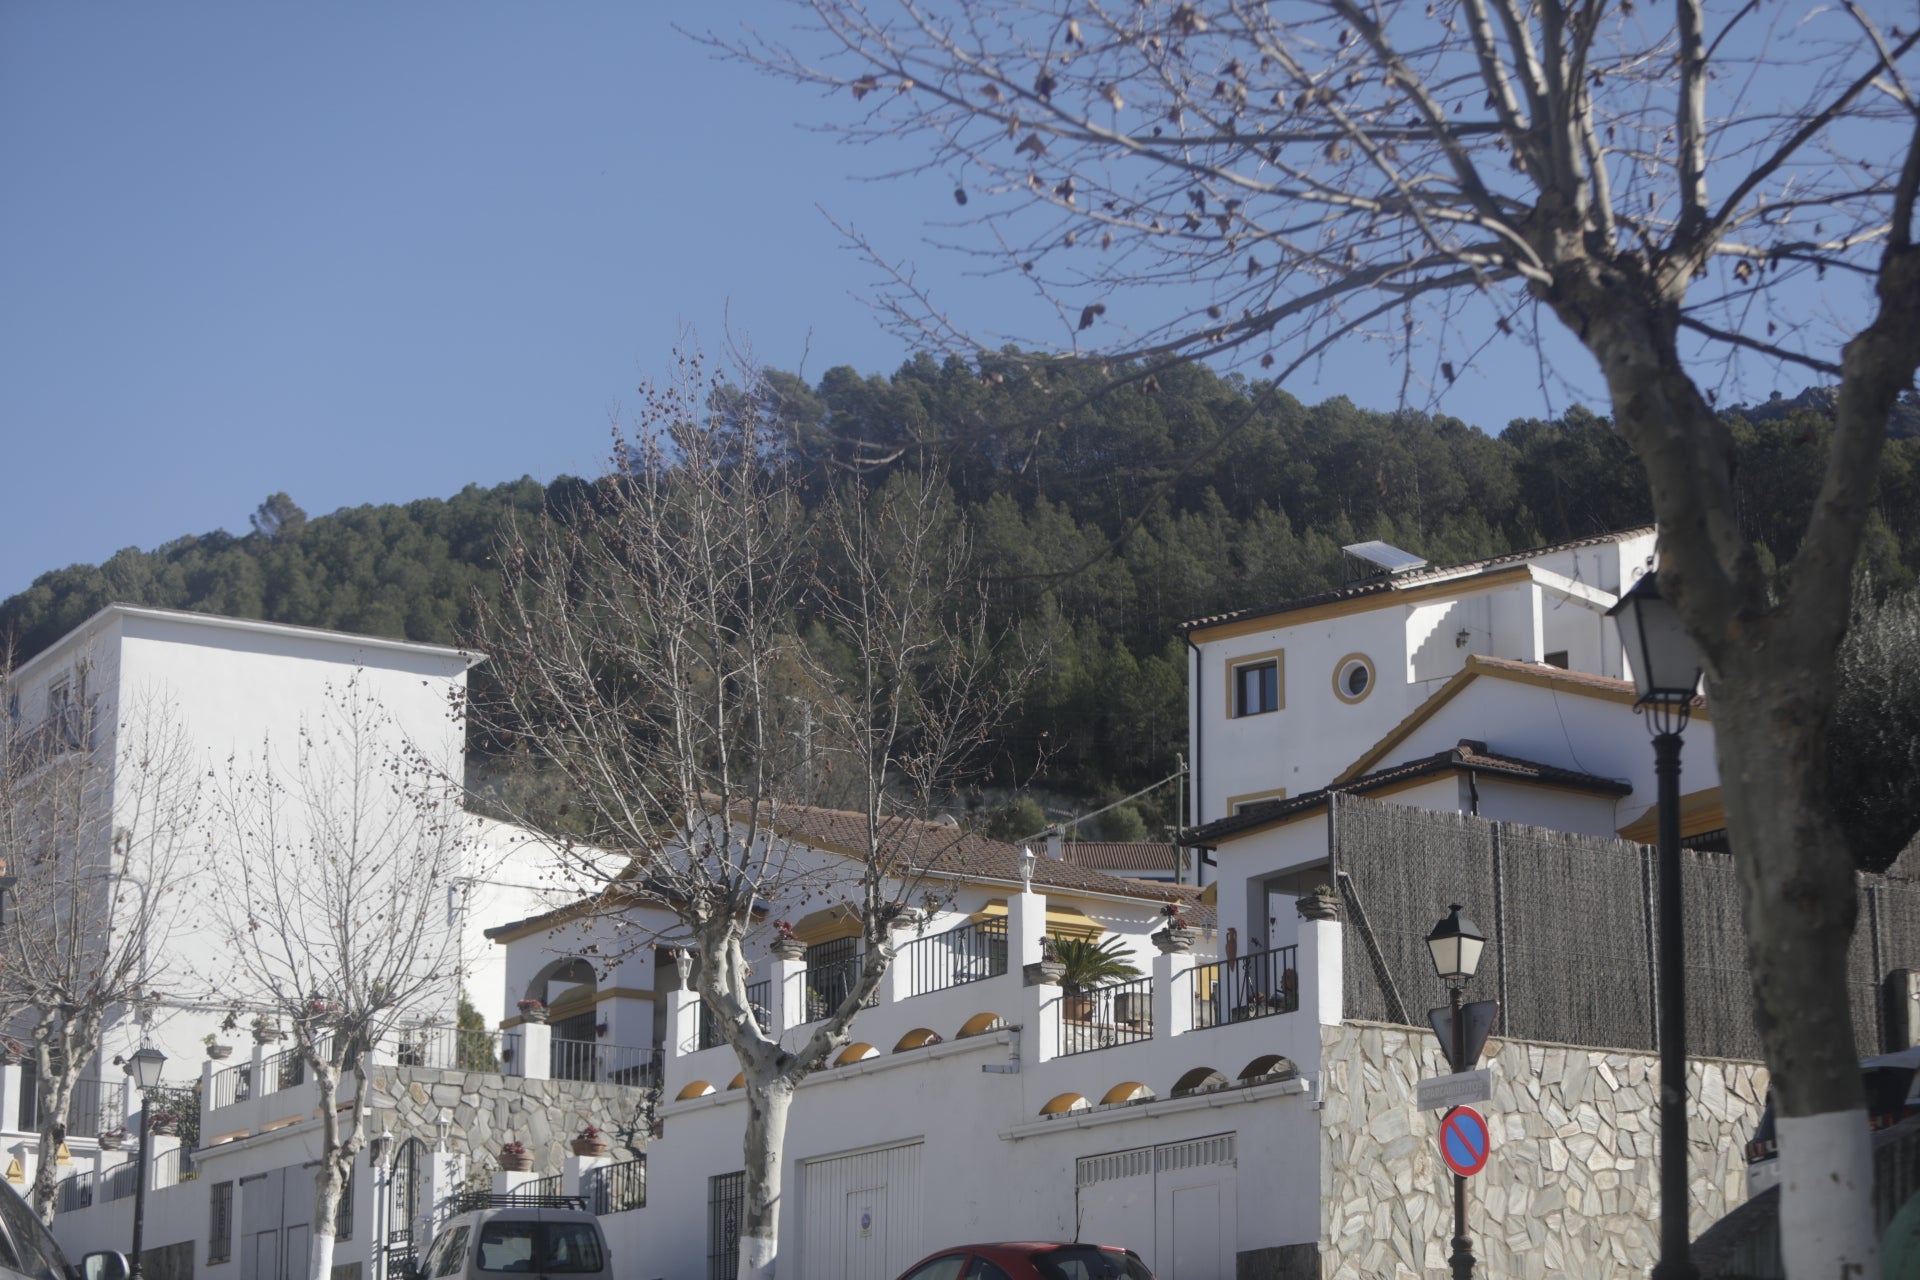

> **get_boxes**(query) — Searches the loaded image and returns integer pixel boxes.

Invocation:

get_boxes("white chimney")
[1046,826,1064,860]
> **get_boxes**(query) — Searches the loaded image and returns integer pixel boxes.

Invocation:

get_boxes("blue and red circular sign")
[1439,1105,1491,1177]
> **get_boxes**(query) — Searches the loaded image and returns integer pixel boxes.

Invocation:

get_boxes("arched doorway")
[526,957,598,1078]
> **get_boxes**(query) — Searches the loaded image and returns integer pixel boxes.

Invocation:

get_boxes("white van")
[414,1196,612,1280]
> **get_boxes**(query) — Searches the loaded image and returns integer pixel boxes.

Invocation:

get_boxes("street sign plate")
[1427,999,1501,1072]
[1439,1105,1491,1177]
[1416,1068,1491,1112]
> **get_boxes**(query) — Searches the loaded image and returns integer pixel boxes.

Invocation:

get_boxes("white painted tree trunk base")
[737,1234,777,1280]
[1779,1109,1878,1279]
[308,1230,337,1280]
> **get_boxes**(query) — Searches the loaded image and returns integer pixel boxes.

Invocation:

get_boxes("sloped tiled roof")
[767,805,1186,904]
[1062,841,1180,873]
[1178,527,1654,635]
[1179,741,1632,847]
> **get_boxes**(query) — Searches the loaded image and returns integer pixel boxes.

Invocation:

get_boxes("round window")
[1333,654,1375,704]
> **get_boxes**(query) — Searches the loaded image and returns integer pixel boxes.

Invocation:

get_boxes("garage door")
[1076,1134,1237,1280]
[800,1140,923,1280]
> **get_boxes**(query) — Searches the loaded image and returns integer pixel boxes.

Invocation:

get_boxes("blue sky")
[1,4,1627,600]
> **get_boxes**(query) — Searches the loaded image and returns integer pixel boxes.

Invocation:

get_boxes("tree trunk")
[1715,669,1876,1276]
[737,1075,794,1280]
[309,1061,346,1280]
[1570,287,1880,1275]
[30,1067,71,1226]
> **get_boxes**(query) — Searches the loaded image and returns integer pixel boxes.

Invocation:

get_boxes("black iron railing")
[20,1075,123,1137]
[394,1026,517,1073]
[899,919,1008,997]
[1190,945,1299,1030]
[698,984,774,1050]
[550,1039,661,1087]
[1055,976,1157,1056]
[804,957,878,1020]
[523,1174,561,1199]
[582,1157,646,1215]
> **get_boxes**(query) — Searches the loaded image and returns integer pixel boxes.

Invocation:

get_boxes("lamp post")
[1426,903,1486,1280]
[1608,568,1704,1280]
[127,1044,166,1280]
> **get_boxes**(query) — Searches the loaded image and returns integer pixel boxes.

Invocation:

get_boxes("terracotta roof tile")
[1061,841,1180,872]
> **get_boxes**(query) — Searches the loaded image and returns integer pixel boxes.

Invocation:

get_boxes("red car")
[893,1243,1156,1280]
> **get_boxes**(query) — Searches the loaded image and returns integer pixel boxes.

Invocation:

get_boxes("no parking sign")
[1439,1105,1491,1177]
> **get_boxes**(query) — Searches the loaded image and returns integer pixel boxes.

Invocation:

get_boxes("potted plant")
[1152,904,1200,954]
[516,998,548,1025]
[497,1140,533,1172]
[1053,936,1143,1021]
[98,1128,126,1152]
[570,1125,610,1158]
[771,921,807,962]
[251,1015,284,1045]
[204,1032,233,1061]
[148,1111,178,1137]
[1296,884,1340,921]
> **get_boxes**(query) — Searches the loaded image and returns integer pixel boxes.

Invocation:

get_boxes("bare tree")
[476,350,1030,1280]
[728,2,1920,1270]
[0,655,197,1225]
[204,678,468,1280]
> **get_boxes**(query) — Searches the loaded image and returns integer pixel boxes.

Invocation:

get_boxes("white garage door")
[800,1140,924,1280]
[1077,1134,1237,1280]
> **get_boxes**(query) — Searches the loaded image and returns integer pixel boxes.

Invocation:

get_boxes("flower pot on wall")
[570,1131,610,1158]
[517,1002,549,1024]
[207,1044,233,1061]
[771,940,807,963]
[1152,927,1197,955]
[1296,890,1340,921]
[498,1145,533,1172]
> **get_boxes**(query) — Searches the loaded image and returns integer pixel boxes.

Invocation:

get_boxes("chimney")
[1046,826,1064,860]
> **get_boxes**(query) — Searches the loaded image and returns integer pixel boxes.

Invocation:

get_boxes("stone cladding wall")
[1318,1021,1767,1279]
[366,1067,648,1173]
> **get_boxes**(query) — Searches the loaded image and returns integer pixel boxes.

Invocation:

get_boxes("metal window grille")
[804,938,875,1019]
[208,1181,233,1263]
[707,1171,745,1280]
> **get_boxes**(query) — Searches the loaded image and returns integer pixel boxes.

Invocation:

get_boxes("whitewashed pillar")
[1295,917,1344,1026]
[771,956,808,1032]
[666,986,702,1057]
[516,1022,551,1082]
[1152,951,1194,1039]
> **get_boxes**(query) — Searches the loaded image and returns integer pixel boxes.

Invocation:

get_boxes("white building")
[1,606,561,1190]
[37,532,1774,1279]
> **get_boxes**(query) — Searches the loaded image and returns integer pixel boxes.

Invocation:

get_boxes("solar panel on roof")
[1341,541,1428,583]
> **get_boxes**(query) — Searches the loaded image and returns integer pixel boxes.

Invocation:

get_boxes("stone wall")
[366,1067,648,1173]
[1318,1021,1767,1279]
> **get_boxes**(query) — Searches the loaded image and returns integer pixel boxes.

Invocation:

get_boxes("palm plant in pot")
[1052,936,1143,1022]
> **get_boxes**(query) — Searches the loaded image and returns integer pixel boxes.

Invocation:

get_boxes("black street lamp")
[127,1044,166,1280]
[1426,903,1486,1280]
[1608,568,1704,1280]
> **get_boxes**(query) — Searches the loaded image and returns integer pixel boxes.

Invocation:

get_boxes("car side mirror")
[82,1253,131,1280]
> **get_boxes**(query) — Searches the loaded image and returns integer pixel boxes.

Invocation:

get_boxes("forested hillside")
[7,357,1918,827]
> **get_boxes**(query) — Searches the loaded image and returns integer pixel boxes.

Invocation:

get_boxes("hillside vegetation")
[7,358,1918,829]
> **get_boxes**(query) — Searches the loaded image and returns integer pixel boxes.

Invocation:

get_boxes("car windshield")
[0,1184,66,1280]
[1031,1246,1154,1280]
[476,1221,604,1274]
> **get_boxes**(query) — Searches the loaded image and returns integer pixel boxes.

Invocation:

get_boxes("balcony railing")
[1055,976,1157,1056]
[582,1156,646,1214]
[698,981,773,1052]
[1190,945,1299,1030]
[804,955,878,1021]
[899,919,1008,998]
[394,1026,519,1073]
[53,1160,141,1214]
[550,1039,661,1087]
[19,1076,125,1138]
